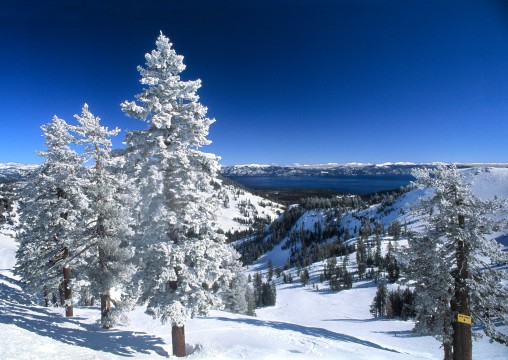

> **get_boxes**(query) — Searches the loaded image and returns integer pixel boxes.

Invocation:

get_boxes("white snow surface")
[2,234,507,359]
[217,183,284,233]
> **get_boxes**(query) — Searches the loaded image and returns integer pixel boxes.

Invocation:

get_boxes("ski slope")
[1,231,507,359]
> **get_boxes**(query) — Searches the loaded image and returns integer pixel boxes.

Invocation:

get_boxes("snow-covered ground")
[217,182,285,233]
[1,230,507,359]
[1,167,507,359]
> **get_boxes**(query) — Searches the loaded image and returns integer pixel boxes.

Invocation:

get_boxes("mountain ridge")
[221,162,508,177]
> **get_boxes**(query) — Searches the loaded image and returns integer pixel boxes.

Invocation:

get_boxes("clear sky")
[1,0,507,165]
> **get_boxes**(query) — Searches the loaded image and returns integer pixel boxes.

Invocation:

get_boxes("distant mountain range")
[0,163,38,184]
[221,162,508,177]
[2,162,508,184]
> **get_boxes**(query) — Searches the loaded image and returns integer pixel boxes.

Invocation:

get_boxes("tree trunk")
[172,325,186,357]
[443,308,453,360]
[453,321,471,360]
[443,340,453,360]
[59,280,65,306]
[101,291,112,329]
[452,214,471,360]
[43,286,49,307]
[63,265,73,317]
[168,279,185,357]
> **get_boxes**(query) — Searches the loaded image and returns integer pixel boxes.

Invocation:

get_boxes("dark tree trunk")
[84,296,95,307]
[443,310,453,360]
[101,292,112,328]
[452,214,472,360]
[43,286,49,307]
[168,279,185,356]
[63,265,73,317]
[443,341,453,360]
[59,281,65,306]
[172,325,186,357]
[98,244,112,328]
[453,321,472,360]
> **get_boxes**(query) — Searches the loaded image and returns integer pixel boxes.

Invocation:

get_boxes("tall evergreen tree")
[222,257,249,316]
[409,165,508,360]
[15,116,86,317]
[253,272,263,307]
[72,104,134,328]
[370,281,388,318]
[121,32,235,357]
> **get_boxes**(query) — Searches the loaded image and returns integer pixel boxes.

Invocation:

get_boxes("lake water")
[226,175,414,195]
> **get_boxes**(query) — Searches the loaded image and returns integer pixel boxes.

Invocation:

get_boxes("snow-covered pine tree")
[15,116,86,316]
[121,32,236,357]
[409,165,508,360]
[405,232,454,358]
[72,104,134,328]
[222,260,249,315]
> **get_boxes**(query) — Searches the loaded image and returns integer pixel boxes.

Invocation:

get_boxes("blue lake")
[226,175,414,195]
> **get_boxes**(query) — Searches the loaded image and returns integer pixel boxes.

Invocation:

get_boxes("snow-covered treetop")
[37,116,77,163]
[121,32,213,150]
[73,103,120,168]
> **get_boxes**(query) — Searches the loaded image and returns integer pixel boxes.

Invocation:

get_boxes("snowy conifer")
[72,104,134,328]
[121,32,236,357]
[223,261,249,315]
[15,116,86,316]
[408,165,508,360]
[370,281,388,318]
[406,232,454,358]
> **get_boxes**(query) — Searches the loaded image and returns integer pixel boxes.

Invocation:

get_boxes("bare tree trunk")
[452,214,471,360]
[168,279,186,357]
[98,243,112,328]
[443,310,453,360]
[443,340,453,360]
[43,286,50,307]
[63,265,73,317]
[101,291,112,328]
[59,281,65,306]
[172,325,186,357]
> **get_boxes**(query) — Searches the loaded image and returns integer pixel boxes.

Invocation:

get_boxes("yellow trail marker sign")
[457,314,472,325]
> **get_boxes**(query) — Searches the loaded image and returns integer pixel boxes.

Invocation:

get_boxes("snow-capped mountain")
[221,162,508,177]
[0,163,38,183]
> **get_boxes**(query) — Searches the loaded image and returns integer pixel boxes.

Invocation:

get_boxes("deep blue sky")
[1,0,507,165]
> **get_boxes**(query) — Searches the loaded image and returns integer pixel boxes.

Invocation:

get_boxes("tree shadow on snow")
[0,278,169,357]
[211,316,404,354]
[373,330,415,338]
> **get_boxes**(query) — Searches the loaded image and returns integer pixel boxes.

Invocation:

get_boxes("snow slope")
[2,234,507,359]
[217,181,285,233]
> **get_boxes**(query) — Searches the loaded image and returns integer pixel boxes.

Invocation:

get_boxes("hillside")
[1,167,507,359]
[246,167,508,271]
[216,179,285,234]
